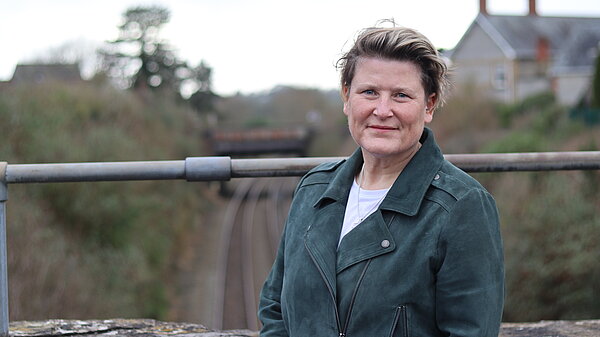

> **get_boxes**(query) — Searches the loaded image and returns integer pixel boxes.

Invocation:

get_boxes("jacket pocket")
[388,305,409,337]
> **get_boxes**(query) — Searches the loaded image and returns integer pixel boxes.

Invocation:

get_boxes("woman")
[258,25,504,337]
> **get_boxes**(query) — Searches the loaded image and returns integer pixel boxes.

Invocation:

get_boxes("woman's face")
[343,57,435,161]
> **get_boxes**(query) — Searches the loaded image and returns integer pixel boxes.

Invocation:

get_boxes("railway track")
[213,177,297,330]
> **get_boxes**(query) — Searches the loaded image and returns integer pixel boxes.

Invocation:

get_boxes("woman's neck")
[358,143,421,190]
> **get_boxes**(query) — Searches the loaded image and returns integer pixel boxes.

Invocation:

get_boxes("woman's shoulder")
[297,159,346,188]
[430,160,492,202]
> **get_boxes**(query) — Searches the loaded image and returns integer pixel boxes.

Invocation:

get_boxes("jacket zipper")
[306,214,397,337]
[340,214,397,336]
[304,245,373,337]
[340,259,372,337]
[304,241,344,335]
[341,214,397,336]
[388,305,408,337]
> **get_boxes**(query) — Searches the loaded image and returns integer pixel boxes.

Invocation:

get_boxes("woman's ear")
[424,93,436,123]
[342,85,350,116]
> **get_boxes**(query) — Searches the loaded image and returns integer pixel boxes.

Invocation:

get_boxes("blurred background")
[0,0,599,330]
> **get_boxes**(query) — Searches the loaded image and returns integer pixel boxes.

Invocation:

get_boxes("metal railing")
[1,151,600,336]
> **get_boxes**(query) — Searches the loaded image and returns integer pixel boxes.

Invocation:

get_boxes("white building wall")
[553,74,592,106]
[451,25,515,102]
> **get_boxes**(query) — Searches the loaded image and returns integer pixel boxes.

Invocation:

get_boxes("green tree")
[100,6,187,92]
[187,61,218,114]
[100,5,217,114]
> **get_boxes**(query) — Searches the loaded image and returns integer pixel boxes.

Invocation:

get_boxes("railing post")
[0,162,8,337]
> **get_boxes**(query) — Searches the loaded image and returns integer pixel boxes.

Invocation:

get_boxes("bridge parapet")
[8,319,600,336]
[9,319,257,337]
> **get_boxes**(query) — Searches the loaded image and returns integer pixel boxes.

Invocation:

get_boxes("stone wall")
[8,318,600,336]
[9,319,257,337]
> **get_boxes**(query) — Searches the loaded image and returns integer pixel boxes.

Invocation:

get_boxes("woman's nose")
[373,97,393,118]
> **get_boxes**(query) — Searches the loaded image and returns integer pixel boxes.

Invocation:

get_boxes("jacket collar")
[314,127,444,216]
[380,127,444,216]
[313,147,363,208]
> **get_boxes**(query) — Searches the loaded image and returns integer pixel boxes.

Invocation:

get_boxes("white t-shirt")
[339,179,390,247]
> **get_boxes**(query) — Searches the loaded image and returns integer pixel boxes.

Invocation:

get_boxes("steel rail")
[241,179,267,331]
[0,163,7,337]
[444,152,600,172]
[266,179,285,256]
[1,151,600,336]
[2,152,600,185]
[213,178,254,330]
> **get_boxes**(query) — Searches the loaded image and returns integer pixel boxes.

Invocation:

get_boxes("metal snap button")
[381,239,390,248]
[434,174,440,180]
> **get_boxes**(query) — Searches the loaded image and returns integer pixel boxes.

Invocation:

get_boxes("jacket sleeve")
[435,188,504,337]
[258,225,288,336]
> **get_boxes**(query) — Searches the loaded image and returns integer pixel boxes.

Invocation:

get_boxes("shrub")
[0,81,209,320]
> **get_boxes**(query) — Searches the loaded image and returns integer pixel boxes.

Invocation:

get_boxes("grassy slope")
[0,81,210,320]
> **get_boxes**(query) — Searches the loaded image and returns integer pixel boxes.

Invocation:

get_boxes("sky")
[2,0,600,95]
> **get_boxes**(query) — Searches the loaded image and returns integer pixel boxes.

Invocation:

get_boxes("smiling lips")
[368,125,398,131]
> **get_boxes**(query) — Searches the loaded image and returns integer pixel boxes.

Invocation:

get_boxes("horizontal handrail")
[1,151,600,184]
[444,151,600,172]
[1,151,600,336]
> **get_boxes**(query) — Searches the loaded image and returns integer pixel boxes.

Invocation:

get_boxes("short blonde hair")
[337,25,450,109]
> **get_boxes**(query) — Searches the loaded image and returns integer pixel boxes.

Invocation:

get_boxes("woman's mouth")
[369,125,397,131]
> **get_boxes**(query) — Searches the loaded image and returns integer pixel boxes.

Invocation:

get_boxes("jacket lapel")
[379,128,444,216]
[304,148,363,296]
[304,201,346,295]
[336,211,396,273]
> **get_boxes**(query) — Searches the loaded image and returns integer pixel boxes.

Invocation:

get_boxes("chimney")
[536,37,550,62]
[528,0,538,16]
[479,0,488,15]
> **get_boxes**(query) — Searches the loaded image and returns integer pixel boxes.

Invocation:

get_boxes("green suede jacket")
[258,128,504,337]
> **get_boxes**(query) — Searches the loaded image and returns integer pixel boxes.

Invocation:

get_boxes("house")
[449,0,600,105]
[8,63,82,85]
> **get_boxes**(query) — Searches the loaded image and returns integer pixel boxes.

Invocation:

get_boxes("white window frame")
[492,64,506,90]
